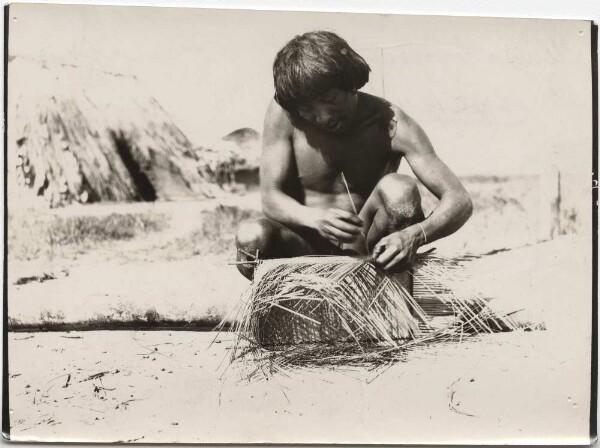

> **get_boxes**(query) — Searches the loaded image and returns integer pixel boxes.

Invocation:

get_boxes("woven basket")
[248,257,421,347]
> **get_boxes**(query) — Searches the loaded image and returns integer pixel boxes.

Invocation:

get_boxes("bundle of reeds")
[222,254,518,376]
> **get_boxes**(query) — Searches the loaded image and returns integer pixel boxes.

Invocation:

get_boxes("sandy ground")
[8,256,247,329]
[8,195,260,329]
[6,181,594,443]
[6,328,591,444]
[7,178,573,330]
[6,232,576,331]
[6,236,594,444]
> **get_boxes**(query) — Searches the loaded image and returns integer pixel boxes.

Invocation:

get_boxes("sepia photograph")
[3,3,596,444]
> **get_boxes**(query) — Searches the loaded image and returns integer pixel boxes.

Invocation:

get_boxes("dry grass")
[219,254,517,380]
[162,206,261,258]
[8,211,167,261]
[8,204,261,262]
[9,175,583,264]
[234,257,421,346]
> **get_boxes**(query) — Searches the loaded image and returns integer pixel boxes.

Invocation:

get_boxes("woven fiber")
[220,254,519,377]
[244,256,426,347]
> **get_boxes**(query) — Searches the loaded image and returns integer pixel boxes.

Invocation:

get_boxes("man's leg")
[359,173,425,253]
[236,218,329,279]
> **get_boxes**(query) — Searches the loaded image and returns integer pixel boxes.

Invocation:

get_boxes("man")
[236,31,472,279]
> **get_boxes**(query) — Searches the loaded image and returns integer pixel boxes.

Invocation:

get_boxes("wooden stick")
[340,172,369,256]
[238,248,258,259]
[270,302,321,325]
[339,172,358,215]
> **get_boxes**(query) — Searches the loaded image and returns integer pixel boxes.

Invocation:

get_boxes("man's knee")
[375,174,424,225]
[236,218,278,255]
[377,174,420,204]
[235,218,280,280]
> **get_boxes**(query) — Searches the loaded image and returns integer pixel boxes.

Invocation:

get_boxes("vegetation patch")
[166,205,262,258]
[8,211,167,261]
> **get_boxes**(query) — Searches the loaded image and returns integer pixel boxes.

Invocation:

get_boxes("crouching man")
[236,31,472,279]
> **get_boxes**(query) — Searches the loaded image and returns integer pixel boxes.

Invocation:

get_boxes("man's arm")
[372,106,472,269]
[261,99,314,228]
[261,100,363,243]
[395,107,472,243]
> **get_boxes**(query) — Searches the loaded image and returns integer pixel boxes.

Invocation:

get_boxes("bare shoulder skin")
[260,98,321,230]
[387,104,473,244]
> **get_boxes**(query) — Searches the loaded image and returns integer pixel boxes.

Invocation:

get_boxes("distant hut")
[7,57,220,208]
[223,127,260,150]
[221,127,261,190]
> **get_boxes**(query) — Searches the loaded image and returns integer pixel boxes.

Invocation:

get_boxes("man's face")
[296,88,358,133]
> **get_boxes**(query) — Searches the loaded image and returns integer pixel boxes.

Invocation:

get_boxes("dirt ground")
[6,235,594,443]
[7,195,260,329]
[5,177,594,443]
[6,327,590,444]
[7,177,555,329]
[7,178,551,329]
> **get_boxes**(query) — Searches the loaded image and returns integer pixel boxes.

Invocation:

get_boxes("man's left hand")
[371,226,424,271]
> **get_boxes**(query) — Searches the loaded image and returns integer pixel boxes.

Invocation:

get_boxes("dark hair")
[273,31,371,112]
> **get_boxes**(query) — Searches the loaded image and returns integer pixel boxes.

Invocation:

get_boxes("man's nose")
[315,111,333,127]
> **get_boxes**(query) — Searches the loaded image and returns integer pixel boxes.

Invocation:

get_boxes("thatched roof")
[8,57,220,207]
[223,127,260,149]
[216,127,261,171]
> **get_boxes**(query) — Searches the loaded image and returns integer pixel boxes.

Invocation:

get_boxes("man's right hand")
[311,208,364,244]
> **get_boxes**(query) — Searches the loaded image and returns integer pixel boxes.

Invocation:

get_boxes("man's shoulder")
[264,98,294,136]
[265,97,290,121]
[361,94,427,154]
[358,93,412,129]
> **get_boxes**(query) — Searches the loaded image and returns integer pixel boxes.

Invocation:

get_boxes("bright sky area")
[8,4,593,175]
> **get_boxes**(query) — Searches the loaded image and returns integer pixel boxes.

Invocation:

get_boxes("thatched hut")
[225,127,261,189]
[223,127,260,151]
[201,127,261,191]
[7,57,220,208]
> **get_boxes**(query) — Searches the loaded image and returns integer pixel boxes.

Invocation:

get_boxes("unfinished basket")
[236,256,429,347]
[220,254,518,376]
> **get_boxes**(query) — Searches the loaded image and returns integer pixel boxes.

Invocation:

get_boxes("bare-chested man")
[236,31,472,279]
